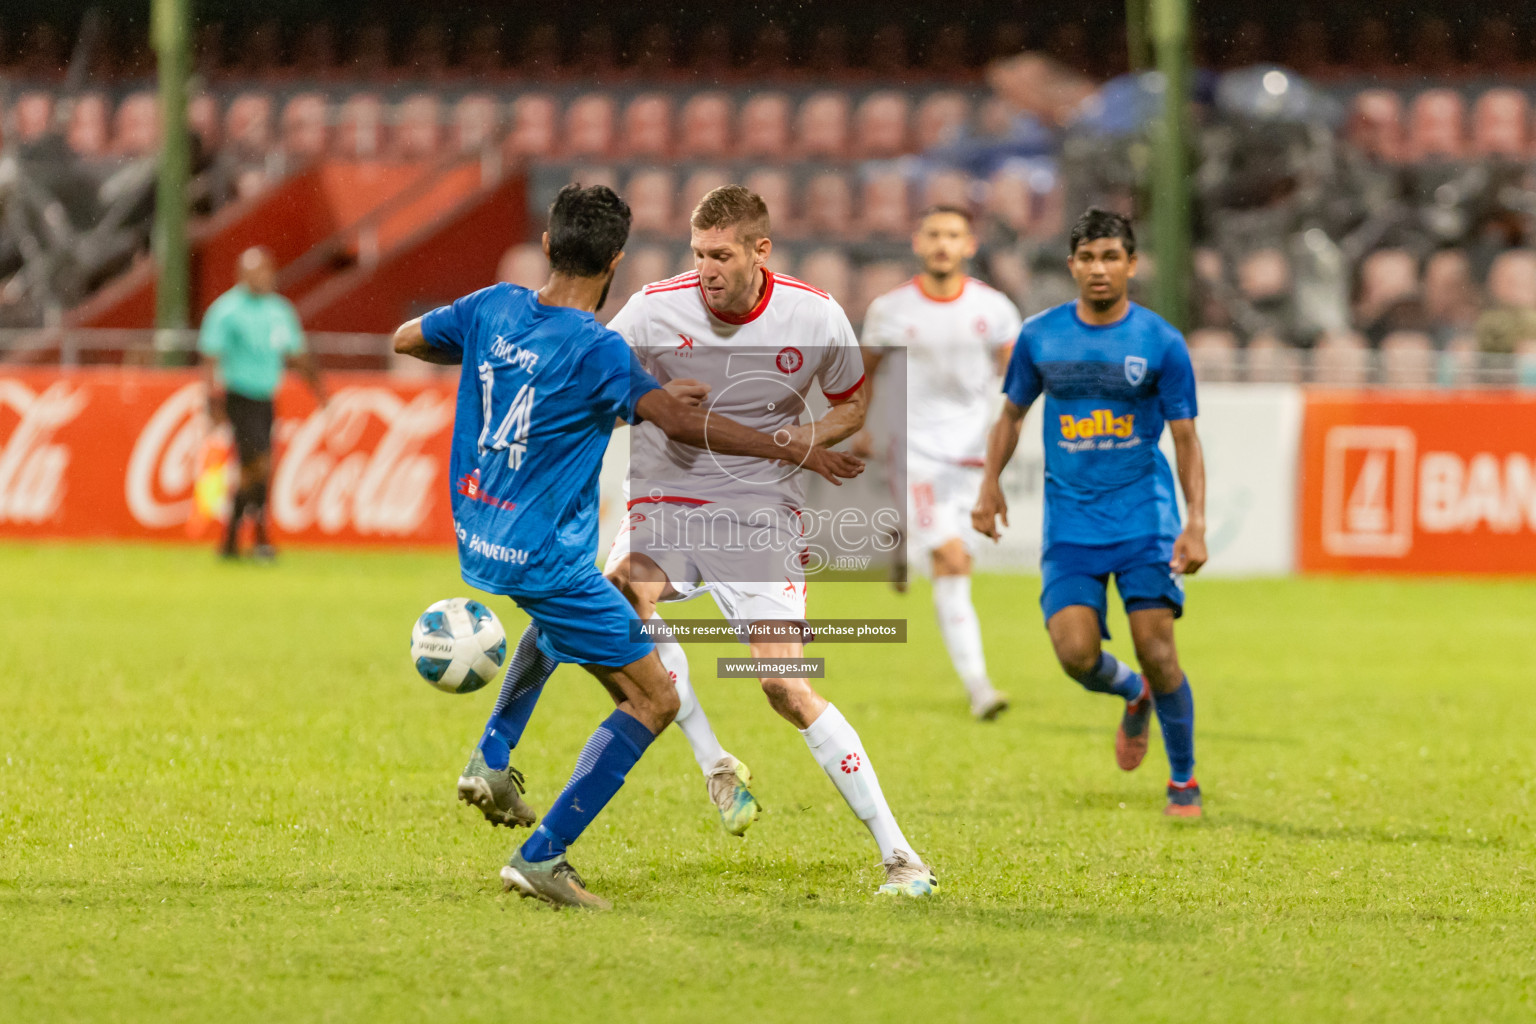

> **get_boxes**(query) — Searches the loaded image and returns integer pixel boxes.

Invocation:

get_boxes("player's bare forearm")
[391,317,460,365]
[634,389,864,484]
[982,399,1027,484]
[805,383,869,448]
[289,351,328,405]
[200,356,225,421]
[1169,418,1208,573]
[972,399,1027,541]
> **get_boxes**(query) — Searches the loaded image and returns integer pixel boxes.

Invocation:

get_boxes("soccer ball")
[410,598,507,694]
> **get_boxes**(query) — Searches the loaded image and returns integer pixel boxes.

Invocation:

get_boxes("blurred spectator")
[1285,20,1333,77]
[239,20,284,78]
[406,22,451,79]
[1476,250,1536,354]
[1469,17,1521,74]
[519,24,562,76]
[350,24,392,78]
[1423,249,1481,339]
[809,24,850,71]
[462,24,505,79]
[1353,17,1397,78]
[922,25,971,74]
[1225,20,1268,69]
[630,23,675,78]
[571,24,617,78]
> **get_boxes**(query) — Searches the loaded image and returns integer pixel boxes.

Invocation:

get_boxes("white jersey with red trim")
[608,267,866,508]
[861,276,1023,465]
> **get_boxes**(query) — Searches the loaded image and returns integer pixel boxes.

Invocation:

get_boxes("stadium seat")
[1406,89,1467,162]
[867,24,910,76]
[852,91,910,159]
[335,93,385,159]
[1347,89,1404,162]
[681,167,731,211]
[225,92,274,155]
[1312,330,1371,386]
[796,91,850,160]
[292,22,338,79]
[393,93,443,159]
[1187,329,1239,383]
[744,169,795,235]
[350,24,393,79]
[739,93,791,159]
[1244,333,1301,383]
[280,93,329,158]
[855,261,912,318]
[1423,249,1479,329]
[452,94,502,153]
[1236,248,1291,303]
[1471,88,1530,159]
[1487,249,1536,308]
[914,92,971,152]
[860,171,910,239]
[497,243,546,288]
[66,94,110,158]
[626,168,676,235]
[678,92,733,160]
[804,172,855,238]
[921,170,972,212]
[622,93,671,160]
[505,94,558,160]
[566,94,616,159]
[796,249,853,308]
[1357,249,1419,323]
[1381,331,1437,386]
[188,94,220,152]
[111,92,160,157]
[11,92,55,145]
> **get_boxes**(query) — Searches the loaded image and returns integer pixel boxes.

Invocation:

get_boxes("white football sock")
[932,574,992,702]
[800,703,917,864]
[651,617,728,774]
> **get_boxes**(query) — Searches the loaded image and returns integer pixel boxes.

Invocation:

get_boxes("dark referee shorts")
[225,392,275,463]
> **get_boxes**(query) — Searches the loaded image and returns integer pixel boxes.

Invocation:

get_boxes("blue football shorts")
[1040,535,1185,640]
[509,567,655,669]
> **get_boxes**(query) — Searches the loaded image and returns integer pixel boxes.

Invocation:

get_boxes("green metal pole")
[1127,0,1152,72]
[1150,0,1191,330]
[152,0,191,339]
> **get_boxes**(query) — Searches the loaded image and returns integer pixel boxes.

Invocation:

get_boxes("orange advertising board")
[1299,391,1536,573]
[0,369,458,545]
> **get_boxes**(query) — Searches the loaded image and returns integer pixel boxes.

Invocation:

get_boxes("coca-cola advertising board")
[0,369,457,544]
[1298,391,1536,573]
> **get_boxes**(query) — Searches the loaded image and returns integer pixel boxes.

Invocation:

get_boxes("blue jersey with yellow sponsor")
[422,284,661,598]
[1002,301,1197,550]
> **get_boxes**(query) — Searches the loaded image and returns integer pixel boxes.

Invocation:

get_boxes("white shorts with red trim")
[603,498,809,629]
[907,450,985,559]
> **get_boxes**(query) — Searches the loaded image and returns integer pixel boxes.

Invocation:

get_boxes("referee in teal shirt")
[198,247,327,560]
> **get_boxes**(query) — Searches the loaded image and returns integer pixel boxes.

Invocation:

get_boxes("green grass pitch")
[1,543,1533,1022]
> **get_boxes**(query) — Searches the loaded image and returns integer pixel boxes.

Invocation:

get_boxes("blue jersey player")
[392,185,864,907]
[973,208,1209,818]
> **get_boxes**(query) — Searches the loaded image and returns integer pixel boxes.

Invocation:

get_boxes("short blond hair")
[690,184,771,244]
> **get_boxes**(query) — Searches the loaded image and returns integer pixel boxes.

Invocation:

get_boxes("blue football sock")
[520,709,656,863]
[477,624,558,772]
[1072,652,1144,701]
[1153,677,1196,784]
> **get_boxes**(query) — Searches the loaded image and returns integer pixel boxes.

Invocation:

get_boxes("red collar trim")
[704,268,774,325]
[914,275,967,303]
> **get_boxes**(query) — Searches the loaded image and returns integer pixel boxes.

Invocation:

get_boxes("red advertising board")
[1299,391,1536,573]
[0,369,457,545]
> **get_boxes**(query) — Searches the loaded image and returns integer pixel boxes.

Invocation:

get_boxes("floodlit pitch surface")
[1,544,1532,1022]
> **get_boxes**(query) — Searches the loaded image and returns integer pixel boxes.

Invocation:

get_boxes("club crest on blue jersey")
[1124,355,1148,386]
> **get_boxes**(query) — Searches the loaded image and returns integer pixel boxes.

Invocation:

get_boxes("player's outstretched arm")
[972,398,1028,542]
[634,389,865,486]
[1168,418,1208,574]
[392,317,462,366]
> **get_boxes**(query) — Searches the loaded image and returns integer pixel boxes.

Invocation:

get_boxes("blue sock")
[519,710,656,863]
[1071,652,1144,702]
[478,624,558,772]
[1153,677,1196,784]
